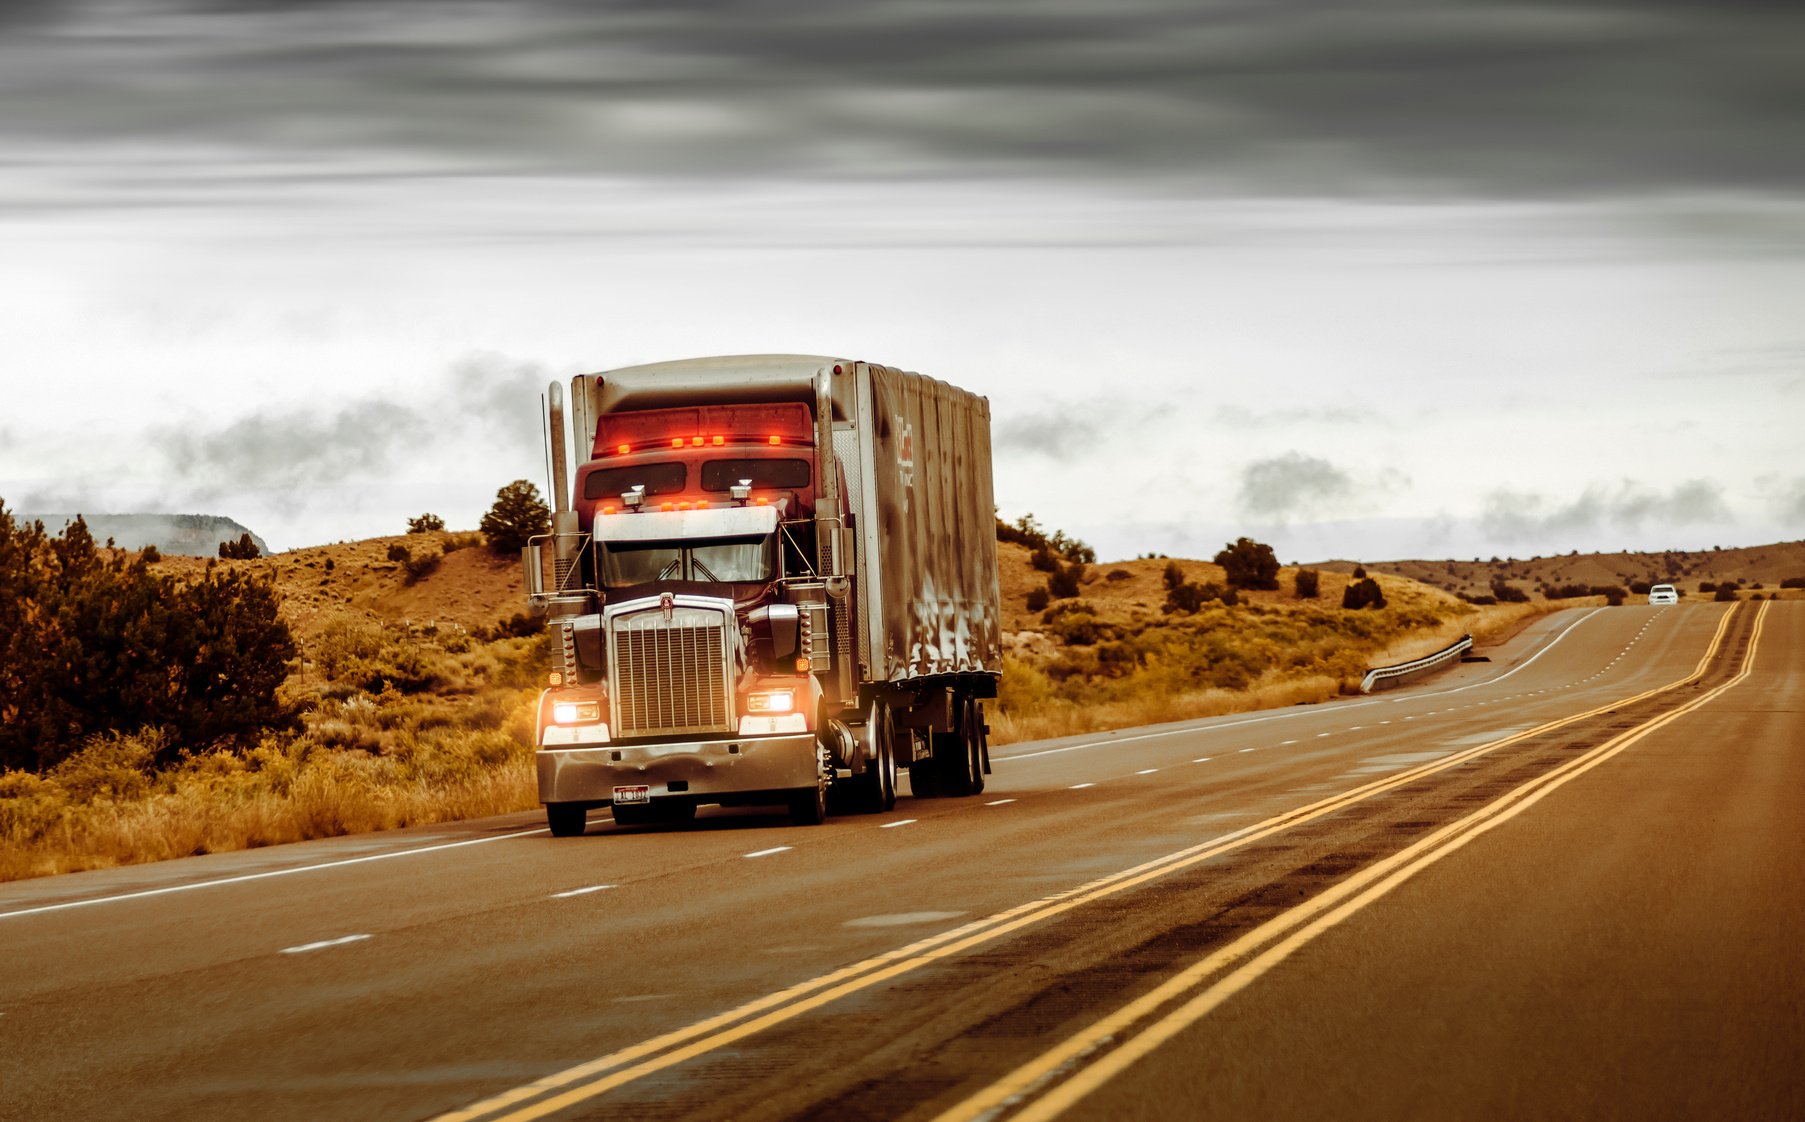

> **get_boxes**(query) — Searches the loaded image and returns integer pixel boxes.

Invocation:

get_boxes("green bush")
[480,480,550,555]
[1294,569,1320,599]
[1342,577,1386,610]
[218,532,260,559]
[0,505,296,771]
[1215,537,1280,590]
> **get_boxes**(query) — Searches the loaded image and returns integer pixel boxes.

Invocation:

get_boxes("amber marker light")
[768,435,781,445]
[548,671,563,686]
[691,436,704,447]
[712,435,725,446]
[795,657,810,673]
[617,443,630,455]
[671,437,683,448]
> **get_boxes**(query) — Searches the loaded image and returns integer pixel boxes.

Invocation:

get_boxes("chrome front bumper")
[536,732,819,806]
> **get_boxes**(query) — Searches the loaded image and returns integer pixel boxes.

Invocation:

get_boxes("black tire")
[611,802,654,827]
[967,698,986,795]
[789,778,827,825]
[935,692,977,797]
[849,701,897,813]
[909,754,942,798]
[546,803,587,837]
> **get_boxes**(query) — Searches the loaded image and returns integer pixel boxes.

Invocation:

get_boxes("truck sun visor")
[590,504,781,543]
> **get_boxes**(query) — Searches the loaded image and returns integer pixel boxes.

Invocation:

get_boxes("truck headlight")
[552,700,603,725]
[746,690,795,714]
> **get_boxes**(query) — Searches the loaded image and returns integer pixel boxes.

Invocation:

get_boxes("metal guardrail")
[1360,634,1473,693]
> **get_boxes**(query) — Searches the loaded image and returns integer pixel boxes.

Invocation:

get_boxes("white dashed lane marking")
[280,934,370,955]
[744,846,793,859]
[550,885,615,899]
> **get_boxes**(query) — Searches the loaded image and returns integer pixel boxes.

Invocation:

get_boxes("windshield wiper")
[691,556,721,582]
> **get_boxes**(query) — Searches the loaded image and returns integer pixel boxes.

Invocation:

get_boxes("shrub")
[1781,577,1805,590]
[1461,593,1498,606]
[481,480,550,554]
[1025,586,1050,612]
[1713,585,1739,602]
[1352,565,1368,580]
[1294,569,1320,599]
[1629,580,1652,595]
[441,531,482,554]
[1489,579,1529,604]
[0,506,296,772]
[1030,545,1058,573]
[1342,577,1386,610]
[1602,587,1626,606]
[1215,537,1280,590]
[1106,568,1132,582]
[995,513,1095,564]
[1163,561,1185,591]
[385,543,443,585]
[407,513,446,534]
[218,532,260,560]
[140,544,161,563]
[1698,581,1717,593]
[1048,561,1085,599]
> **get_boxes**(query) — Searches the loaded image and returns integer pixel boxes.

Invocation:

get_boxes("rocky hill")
[21,513,269,557]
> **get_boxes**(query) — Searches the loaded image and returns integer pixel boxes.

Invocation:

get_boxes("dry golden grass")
[991,550,1562,747]
[0,616,547,883]
[3,533,1576,883]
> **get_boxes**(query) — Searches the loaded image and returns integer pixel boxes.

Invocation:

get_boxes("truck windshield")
[599,535,775,587]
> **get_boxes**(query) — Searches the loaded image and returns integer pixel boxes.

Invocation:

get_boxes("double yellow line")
[435,606,1742,1122]
[935,601,1767,1122]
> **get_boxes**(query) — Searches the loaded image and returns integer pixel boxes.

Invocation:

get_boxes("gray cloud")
[1769,475,1805,529]
[1480,478,1732,542]
[1237,452,1358,522]
[992,405,1114,456]
[147,351,550,509]
[4,1,1805,205]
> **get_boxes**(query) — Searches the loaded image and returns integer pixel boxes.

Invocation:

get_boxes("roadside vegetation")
[990,525,1548,744]
[0,499,547,883]
[16,494,1782,882]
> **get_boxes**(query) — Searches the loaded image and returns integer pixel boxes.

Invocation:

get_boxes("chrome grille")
[611,606,733,737]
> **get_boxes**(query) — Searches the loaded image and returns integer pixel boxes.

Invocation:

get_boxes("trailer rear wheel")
[848,700,898,813]
[933,693,979,797]
[966,697,986,795]
[546,803,587,837]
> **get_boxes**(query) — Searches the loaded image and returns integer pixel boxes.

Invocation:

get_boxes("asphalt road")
[2,601,1799,1121]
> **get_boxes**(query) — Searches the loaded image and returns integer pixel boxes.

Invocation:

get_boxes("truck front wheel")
[789,779,827,825]
[546,803,587,837]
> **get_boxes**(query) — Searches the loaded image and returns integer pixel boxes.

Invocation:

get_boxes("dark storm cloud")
[1237,452,1359,521]
[1480,478,1731,541]
[6,1,1805,200]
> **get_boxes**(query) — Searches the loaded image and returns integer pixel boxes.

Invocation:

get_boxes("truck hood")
[592,504,779,543]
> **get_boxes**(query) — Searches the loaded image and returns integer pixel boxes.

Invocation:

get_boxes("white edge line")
[280,933,371,955]
[994,607,1604,764]
[0,827,550,922]
[1069,782,1095,790]
[744,846,793,858]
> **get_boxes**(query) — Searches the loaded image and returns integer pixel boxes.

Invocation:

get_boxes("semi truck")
[523,355,1003,835]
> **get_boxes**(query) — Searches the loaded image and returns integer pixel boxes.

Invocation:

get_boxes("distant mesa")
[19,513,270,557]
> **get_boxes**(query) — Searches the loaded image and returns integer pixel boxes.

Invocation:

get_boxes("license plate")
[612,785,650,805]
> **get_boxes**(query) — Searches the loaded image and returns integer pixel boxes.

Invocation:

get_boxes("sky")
[2,0,1803,563]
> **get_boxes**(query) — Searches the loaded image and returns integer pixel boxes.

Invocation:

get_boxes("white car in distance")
[1648,583,1679,605]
